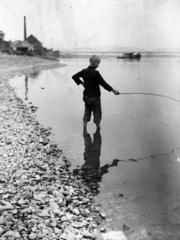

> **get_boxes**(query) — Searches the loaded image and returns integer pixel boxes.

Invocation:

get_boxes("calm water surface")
[10,57,180,238]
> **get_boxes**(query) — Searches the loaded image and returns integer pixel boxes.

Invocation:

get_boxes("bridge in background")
[60,50,180,58]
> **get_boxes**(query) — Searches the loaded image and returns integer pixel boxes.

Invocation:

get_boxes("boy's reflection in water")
[74,127,119,194]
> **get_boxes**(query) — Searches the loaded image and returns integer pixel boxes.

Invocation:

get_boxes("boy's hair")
[89,55,101,66]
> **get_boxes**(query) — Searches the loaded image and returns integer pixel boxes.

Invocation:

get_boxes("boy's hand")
[112,89,120,95]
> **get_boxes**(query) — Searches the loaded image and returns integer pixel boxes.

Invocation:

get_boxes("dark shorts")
[83,96,102,124]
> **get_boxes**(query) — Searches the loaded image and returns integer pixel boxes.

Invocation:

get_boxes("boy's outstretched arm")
[112,89,120,95]
[97,71,120,95]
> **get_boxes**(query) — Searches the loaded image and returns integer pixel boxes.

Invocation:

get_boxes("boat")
[117,52,141,59]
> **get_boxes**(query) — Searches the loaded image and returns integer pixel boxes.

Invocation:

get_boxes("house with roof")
[0,31,5,51]
[0,31,13,53]
[26,34,43,54]
[12,40,34,55]
[0,30,5,40]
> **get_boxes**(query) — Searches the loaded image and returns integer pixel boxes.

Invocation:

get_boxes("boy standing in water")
[72,55,120,129]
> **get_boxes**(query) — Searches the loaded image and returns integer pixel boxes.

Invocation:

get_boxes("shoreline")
[0,54,65,79]
[0,55,128,240]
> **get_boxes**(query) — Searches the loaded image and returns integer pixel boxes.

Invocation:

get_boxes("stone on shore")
[0,55,108,239]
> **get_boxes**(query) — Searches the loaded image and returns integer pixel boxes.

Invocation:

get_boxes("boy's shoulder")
[86,67,100,73]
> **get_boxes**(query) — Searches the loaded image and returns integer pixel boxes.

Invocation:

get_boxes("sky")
[0,0,180,51]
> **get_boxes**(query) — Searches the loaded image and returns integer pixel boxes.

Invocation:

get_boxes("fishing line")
[112,92,180,163]
[120,92,180,104]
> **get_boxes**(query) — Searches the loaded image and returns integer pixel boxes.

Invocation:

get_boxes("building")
[0,31,5,40]
[23,17,42,55]
[26,34,43,54]
[0,31,5,52]
[12,40,34,55]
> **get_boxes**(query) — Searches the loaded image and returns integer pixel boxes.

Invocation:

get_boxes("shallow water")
[10,57,180,238]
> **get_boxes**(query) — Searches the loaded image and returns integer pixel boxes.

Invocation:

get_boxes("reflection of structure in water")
[25,75,28,101]
[24,70,40,100]
[73,128,119,194]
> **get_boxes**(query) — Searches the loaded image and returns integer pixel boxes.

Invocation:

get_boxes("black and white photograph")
[0,0,180,239]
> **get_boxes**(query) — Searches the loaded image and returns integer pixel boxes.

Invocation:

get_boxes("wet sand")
[0,55,119,240]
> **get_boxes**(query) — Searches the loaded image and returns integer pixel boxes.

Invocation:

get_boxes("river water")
[10,57,180,239]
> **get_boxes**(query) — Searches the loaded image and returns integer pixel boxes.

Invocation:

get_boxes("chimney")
[24,16,27,40]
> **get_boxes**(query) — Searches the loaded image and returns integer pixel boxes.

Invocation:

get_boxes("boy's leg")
[83,103,92,128]
[93,98,102,128]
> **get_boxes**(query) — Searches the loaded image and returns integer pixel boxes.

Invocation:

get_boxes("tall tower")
[24,16,27,40]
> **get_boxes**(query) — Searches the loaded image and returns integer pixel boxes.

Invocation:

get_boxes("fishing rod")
[119,92,180,104]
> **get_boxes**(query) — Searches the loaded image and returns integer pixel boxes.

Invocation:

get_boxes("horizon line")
[60,49,180,53]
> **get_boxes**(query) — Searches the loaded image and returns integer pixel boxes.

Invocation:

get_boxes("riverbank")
[0,54,64,77]
[0,55,129,240]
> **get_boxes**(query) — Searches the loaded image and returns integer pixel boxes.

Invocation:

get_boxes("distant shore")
[60,51,180,59]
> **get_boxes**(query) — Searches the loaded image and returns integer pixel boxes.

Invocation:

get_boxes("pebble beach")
[0,55,129,240]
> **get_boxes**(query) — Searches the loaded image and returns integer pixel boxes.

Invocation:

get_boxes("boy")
[72,55,120,129]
